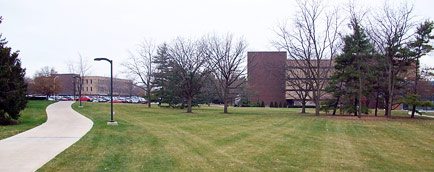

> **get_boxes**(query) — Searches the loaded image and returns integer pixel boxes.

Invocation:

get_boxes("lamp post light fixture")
[73,75,83,107]
[94,57,117,125]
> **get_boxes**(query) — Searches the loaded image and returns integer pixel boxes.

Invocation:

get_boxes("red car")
[74,97,92,102]
[108,100,122,103]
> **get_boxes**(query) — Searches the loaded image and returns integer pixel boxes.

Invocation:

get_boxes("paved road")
[0,101,93,172]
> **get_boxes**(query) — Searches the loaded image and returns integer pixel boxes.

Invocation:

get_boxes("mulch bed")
[0,121,21,126]
[315,114,432,120]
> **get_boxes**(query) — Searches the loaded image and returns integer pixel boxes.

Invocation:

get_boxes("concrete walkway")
[407,111,434,118]
[0,101,93,172]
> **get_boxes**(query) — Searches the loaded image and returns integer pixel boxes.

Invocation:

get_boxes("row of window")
[82,87,93,92]
[85,79,93,84]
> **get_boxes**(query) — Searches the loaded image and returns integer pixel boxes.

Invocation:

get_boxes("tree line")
[124,34,247,113]
[274,0,434,117]
[127,0,434,116]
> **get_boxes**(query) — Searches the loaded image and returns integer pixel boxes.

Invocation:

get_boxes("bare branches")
[207,33,247,113]
[67,53,92,77]
[168,37,212,113]
[123,38,156,107]
[273,0,341,115]
[367,1,416,116]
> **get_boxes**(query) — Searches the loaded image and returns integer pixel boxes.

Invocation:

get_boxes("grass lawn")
[40,102,434,171]
[0,100,55,140]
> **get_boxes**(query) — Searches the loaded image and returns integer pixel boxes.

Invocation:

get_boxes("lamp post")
[53,76,59,99]
[73,75,83,107]
[73,78,76,100]
[94,57,117,125]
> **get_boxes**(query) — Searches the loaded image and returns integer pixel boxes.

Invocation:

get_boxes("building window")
[86,79,88,84]
[91,87,93,92]
[91,80,93,84]
[86,87,88,91]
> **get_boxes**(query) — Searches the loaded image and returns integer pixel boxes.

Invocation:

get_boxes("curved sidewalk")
[0,101,93,172]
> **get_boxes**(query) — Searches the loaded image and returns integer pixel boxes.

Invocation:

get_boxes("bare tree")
[368,2,415,117]
[67,53,92,77]
[33,66,62,99]
[123,39,155,108]
[273,0,341,115]
[207,34,247,113]
[67,53,92,97]
[168,37,212,113]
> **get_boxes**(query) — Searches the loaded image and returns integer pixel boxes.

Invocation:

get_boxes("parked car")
[131,98,139,104]
[98,98,108,102]
[109,100,122,103]
[74,96,92,102]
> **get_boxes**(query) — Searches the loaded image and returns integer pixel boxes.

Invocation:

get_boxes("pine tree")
[152,43,183,107]
[269,101,274,107]
[0,16,28,124]
[326,16,374,117]
[261,100,265,107]
[406,20,434,118]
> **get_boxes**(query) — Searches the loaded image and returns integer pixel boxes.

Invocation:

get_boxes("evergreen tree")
[326,17,374,117]
[0,17,28,124]
[269,101,274,107]
[279,102,282,108]
[152,43,183,107]
[274,101,278,108]
[261,100,265,107]
[406,20,434,118]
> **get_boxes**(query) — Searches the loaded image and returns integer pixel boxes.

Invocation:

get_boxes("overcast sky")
[1,0,433,79]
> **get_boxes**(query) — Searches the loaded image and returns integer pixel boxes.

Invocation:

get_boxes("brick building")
[248,52,286,106]
[247,51,333,107]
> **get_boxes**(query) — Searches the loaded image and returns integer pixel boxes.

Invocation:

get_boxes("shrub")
[269,101,274,107]
[261,101,265,107]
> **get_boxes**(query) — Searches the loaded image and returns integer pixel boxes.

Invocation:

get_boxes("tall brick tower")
[247,52,286,106]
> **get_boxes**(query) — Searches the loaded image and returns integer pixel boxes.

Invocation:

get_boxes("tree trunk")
[358,63,362,118]
[314,85,320,116]
[147,89,151,108]
[354,98,358,116]
[332,96,340,116]
[301,98,306,114]
[223,87,228,113]
[384,96,388,116]
[375,89,379,116]
[386,63,393,117]
[411,105,416,118]
[181,98,185,109]
[187,97,192,113]
[411,60,419,118]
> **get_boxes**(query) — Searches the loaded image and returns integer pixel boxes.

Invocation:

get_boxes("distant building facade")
[248,51,333,106]
[53,73,79,96]
[55,74,140,96]
[248,52,286,106]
